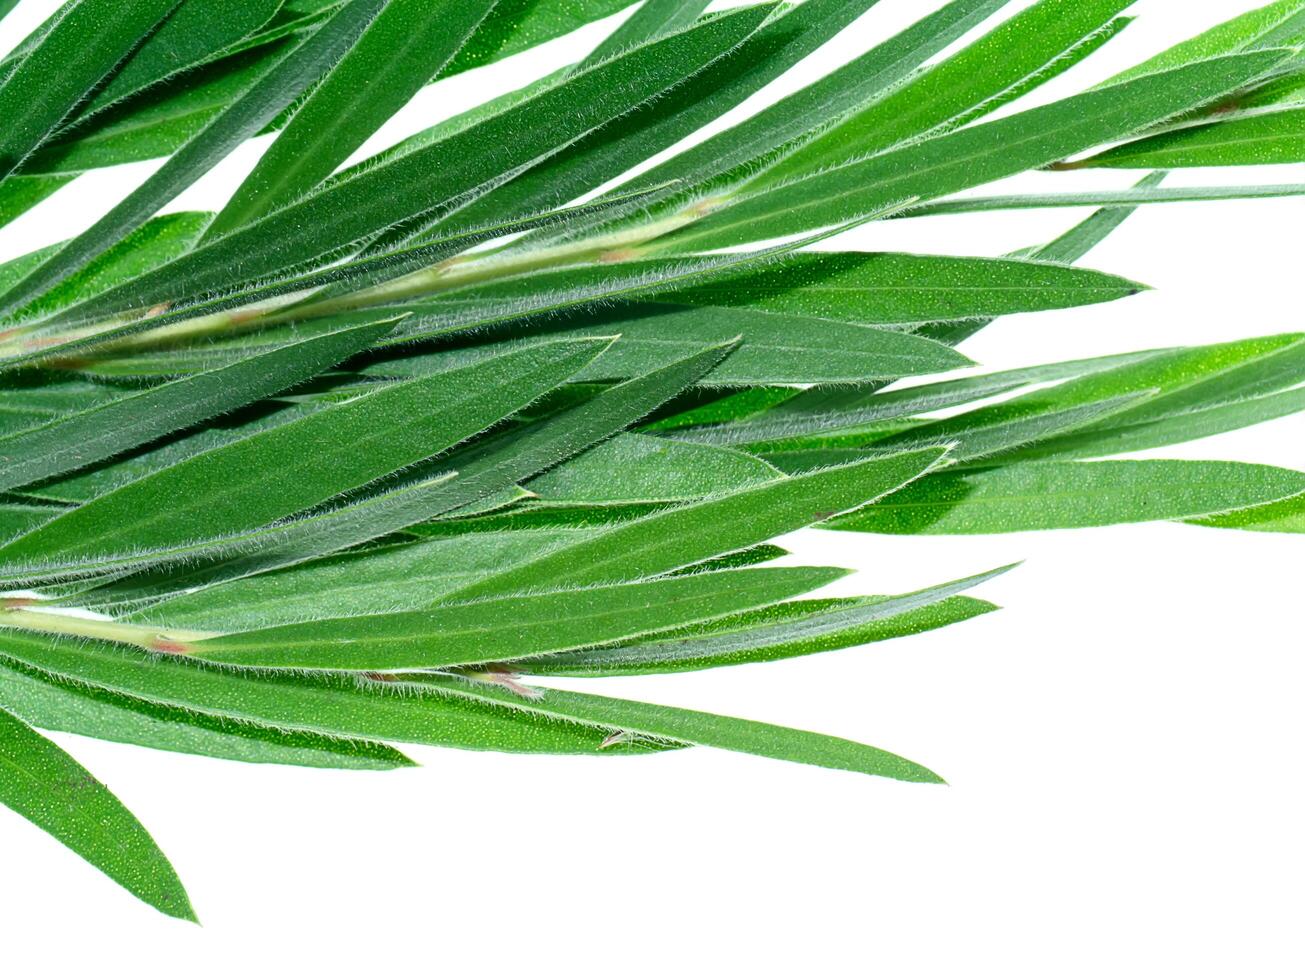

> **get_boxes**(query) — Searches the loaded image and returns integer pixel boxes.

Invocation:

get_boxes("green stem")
[0,603,215,653]
[40,197,731,361]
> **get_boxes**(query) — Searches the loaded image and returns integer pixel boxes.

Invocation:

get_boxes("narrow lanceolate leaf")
[862,392,1153,462]
[525,566,1011,676]
[0,631,681,757]
[580,0,711,66]
[0,0,391,318]
[76,342,735,608]
[0,0,182,182]
[612,0,1012,200]
[1103,0,1305,86]
[125,529,591,630]
[2,212,209,324]
[526,432,779,504]
[180,567,847,670]
[668,50,1292,250]
[1190,492,1305,533]
[449,448,948,599]
[0,704,195,921]
[0,313,393,493]
[0,340,609,582]
[435,0,883,240]
[78,0,285,120]
[831,460,1305,535]
[905,182,1305,215]
[988,335,1305,461]
[0,656,413,771]
[417,674,945,783]
[403,304,971,385]
[758,0,1136,185]
[1074,107,1305,168]
[207,0,498,236]
[663,252,1146,324]
[55,6,776,325]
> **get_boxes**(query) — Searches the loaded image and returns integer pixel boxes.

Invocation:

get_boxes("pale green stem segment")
[10,197,730,361]
[0,604,215,653]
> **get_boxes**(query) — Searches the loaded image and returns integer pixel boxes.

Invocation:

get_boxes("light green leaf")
[665,252,1146,324]
[0,312,394,493]
[0,655,413,770]
[1190,492,1305,533]
[905,181,1305,215]
[525,566,1009,675]
[0,339,608,582]
[759,0,1135,186]
[1104,0,1305,86]
[417,673,945,782]
[449,447,948,598]
[527,431,779,503]
[1075,106,1305,168]
[181,566,847,670]
[0,630,681,757]
[669,50,1291,250]
[0,702,195,921]
[207,0,497,236]
[832,460,1305,534]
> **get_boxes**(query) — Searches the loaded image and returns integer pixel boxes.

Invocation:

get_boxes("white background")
[2,1,1303,976]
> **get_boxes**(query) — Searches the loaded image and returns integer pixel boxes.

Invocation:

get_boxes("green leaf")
[579,0,711,66]
[682,350,1163,448]
[0,312,394,493]
[76,342,735,607]
[905,181,1305,215]
[56,5,776,324]
[525,566,1009,675]
[0,0,391,318]
[79,0,285,120]
[2,212,209,324]
[664,252,1147,324]
[448,448,948,599]
[0,630,682,757]
[669,49,1292,250]
[859,391,1154,462]
[433,0,884,241]
[125,528,589,630]
[0,0,182,182]
[1075,106,1305,168]
[416,673,945,782]
[609,0,1011,203]
[1190,492,1305,533]
[0,339,608,582]
[0,702,195,921]
[527,431,780,503]
[758,0,1135,186]
[181,566,847,670]
[989,334,1305,461]
[1104,0,1305,86]
[440,0,637,78]
[832,460,1305,534]
[392,303,972,385]
[0,173,73,231]
[207,0,497,236]
[0,654,413,771]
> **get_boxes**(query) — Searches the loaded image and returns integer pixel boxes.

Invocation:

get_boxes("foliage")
[0,0,1302,919]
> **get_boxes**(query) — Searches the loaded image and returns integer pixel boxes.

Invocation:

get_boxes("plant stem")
[0,604,216,654]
